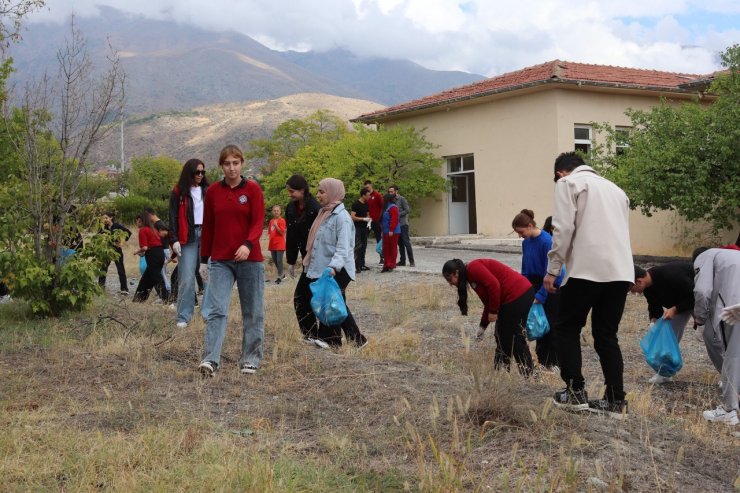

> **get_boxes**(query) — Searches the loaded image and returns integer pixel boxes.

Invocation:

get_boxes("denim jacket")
[305,203,356,280]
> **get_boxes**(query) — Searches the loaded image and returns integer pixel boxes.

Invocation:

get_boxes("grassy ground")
[1,250,738,492]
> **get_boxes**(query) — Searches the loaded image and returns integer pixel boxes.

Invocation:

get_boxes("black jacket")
[285,195,321,265]
[644,261,695,319]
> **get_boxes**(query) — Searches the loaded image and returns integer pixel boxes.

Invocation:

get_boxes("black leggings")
[293,268,366,347]
[133,247,167,302]
[494,286,535,375]
[98,247,128,292]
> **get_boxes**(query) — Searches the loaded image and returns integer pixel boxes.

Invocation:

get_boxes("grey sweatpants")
[718,321,739,411]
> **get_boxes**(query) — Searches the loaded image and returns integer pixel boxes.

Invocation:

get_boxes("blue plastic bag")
[309,268,348,326]
[639,317,683,377]
[139,256,147,275]
[526,303,550,341]
[376,239,383,255]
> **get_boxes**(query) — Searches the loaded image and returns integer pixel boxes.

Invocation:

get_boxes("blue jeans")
[176,228,202,324]
[202,260,264,368]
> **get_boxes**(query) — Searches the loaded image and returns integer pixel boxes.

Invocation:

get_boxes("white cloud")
[27,0,740,76]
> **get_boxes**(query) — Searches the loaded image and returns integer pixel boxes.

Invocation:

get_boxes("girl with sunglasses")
[169,158,209,328]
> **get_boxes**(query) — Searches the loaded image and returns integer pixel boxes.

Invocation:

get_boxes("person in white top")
[544,152,634,419]
[169,158,209,329]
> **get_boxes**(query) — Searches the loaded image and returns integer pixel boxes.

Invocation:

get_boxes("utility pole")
[120,114,125,172]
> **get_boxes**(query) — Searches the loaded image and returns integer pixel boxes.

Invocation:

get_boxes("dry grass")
[1,265,739,492]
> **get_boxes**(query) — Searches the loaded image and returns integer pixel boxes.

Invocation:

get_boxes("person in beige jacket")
[544,152,634,419]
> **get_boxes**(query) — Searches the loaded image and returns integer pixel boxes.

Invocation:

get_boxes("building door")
[448,175,469,234]
[446,154,476,235]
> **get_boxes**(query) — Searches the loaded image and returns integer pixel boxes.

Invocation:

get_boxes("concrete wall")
[382,86,735,256]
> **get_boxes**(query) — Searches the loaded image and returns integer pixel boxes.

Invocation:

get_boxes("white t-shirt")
[191,186,204,225]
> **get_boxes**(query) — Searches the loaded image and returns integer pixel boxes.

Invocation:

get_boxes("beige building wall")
[383,86,734,256]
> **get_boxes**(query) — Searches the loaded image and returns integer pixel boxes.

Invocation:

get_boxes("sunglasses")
[194,170,206,176]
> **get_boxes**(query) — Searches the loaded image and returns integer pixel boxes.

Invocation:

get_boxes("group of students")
[442,151,740,425]
[348,181,415,273]
[97,148,739,424]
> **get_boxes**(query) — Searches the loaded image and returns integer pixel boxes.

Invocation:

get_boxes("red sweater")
[201,178,265,262]
[467,259,532,328]
[138,226,162,248]
[367,190,383,222]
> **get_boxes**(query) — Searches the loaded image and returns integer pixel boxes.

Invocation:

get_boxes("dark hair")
[103,211,115,219]
[219,144,244,165]
[144,207,155,216]
[389,184,399,192]
[512,208,536,229]
[634,264,647,280]
[553,151,585,182]
[359,187,370,197]
[542,216,554,235]
[286,174,311,199]
[383,193,396,209]
[363,179,373,186]
[442,259,468,316]
[692,246,711,262]
[176,158,208,196]
[135,213,152,228]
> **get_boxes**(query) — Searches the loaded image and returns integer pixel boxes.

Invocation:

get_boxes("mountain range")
[8,6,484,115]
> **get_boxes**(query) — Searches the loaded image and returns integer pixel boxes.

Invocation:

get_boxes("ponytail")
[442,259,468,316]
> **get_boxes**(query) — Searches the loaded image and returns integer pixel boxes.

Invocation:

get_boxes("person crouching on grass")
[197,145,265,377]
[443,258,534,375]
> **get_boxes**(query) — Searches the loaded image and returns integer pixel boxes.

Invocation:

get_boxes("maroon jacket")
[467,259,532,328]
[367,190,383,222]
[200,178,265,263]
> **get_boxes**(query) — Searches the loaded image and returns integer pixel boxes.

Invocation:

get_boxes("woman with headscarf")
[293,177,368,349]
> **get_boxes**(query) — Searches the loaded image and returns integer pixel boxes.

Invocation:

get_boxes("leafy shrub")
[113,195,168,224]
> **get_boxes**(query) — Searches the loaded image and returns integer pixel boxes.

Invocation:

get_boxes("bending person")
[443,258,534,375]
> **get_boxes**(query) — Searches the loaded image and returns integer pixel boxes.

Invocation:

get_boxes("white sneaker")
[648,373,673,384]
[313,339,330,349]
[198,361,216,377]
[176,321,187,329]
[240,364,258,374]
[703,406,739,426]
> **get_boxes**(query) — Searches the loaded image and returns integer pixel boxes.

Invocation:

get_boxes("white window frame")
[574,124,592,154]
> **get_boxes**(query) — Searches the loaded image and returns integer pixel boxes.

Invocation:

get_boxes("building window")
[447,155,474,174]
[574,125,592,154]
[615,126,630,156]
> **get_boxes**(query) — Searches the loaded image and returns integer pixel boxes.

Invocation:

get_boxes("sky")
[25,0,740,76]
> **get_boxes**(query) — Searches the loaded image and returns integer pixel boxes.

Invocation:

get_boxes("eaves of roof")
[352,77,708,124]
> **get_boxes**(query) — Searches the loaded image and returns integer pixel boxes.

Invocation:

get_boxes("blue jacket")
[381,204,401,234]
[521,230,565,304]
[305,203,356,280]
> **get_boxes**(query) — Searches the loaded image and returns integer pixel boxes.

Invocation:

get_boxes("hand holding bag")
[525,303,550,341]
[639,317,683,377]
[139,256,147,275]
[310,268,348,326]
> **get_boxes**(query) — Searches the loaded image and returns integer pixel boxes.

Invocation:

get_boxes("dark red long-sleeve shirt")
[466,258,532,328]
[200,178,265,262]
[367,190,383,222]
[138,226,162,248]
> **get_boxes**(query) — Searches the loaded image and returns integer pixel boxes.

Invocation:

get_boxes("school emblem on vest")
[239,195,248,204]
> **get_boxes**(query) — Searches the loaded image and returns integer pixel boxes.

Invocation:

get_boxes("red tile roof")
[354,60,713,122]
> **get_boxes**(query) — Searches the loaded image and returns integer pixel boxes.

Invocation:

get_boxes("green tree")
[246,109,350,174]
[125,155,182,201]
[591,45,740,233]
[0,20,124,316]
[259,121,446,214]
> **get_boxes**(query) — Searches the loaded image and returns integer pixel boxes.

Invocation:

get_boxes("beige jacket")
[546,165,634,285]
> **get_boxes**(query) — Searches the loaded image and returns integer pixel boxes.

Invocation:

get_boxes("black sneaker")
[397,262,406,266]
[588,399,628,419]
[552,388,589,411]
[409,262,415,267]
